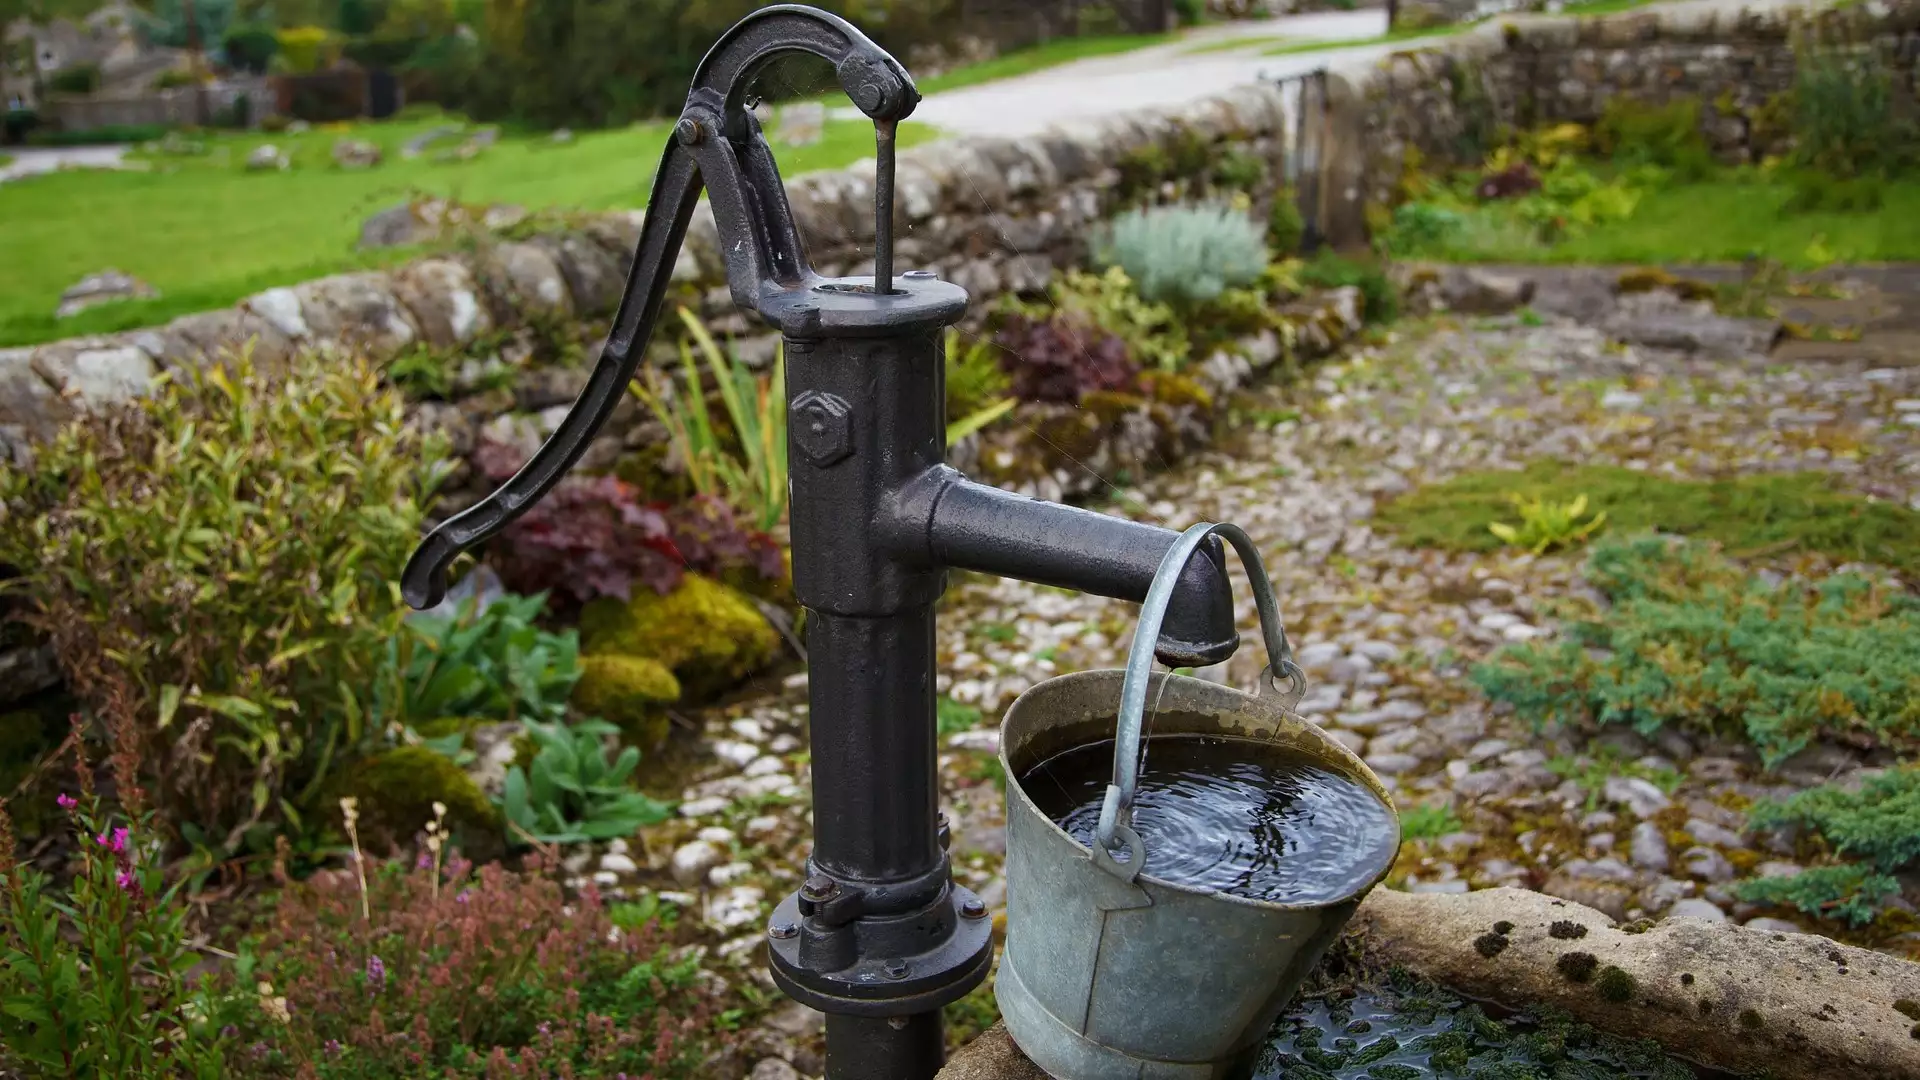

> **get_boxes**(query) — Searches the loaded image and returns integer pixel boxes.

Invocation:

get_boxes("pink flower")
[56,793,77,811]
[116,870,135,892]
[96,827,129,853]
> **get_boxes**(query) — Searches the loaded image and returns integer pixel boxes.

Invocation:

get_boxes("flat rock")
[1353,886,1920,1080]
[55,268,159,318]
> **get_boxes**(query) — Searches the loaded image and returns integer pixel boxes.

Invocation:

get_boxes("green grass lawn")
[0,110,938,347]
[1401,173,1920,267]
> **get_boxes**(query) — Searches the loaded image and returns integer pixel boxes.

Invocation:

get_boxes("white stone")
[711,739,761,767]
[1743,916,1805,934]
[1601,388,1644,410]
[670,840,726,887]
[591,870,620,887]
[706,886,766,931]
[247,287,309,339]
[1666,898,1728,922]
[744,815,782,839]
[598,852,639,875]
[744,756,786,778]
[1604,776,1672,817]
[730,718,768,742]
[708,861,753,886]
[948,729,1000,752]
[679,796,730,818]
[1629,821,1670,873]
[769,734,802,754]
[697,826,737,846]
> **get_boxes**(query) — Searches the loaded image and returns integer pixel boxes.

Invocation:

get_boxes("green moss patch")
[580,574,779,701]
[333,744,500,849]
[1375,460,1920,578]
[572,654,682,749]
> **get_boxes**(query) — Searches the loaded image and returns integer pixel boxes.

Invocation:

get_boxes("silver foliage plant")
[1094,202,1270,307]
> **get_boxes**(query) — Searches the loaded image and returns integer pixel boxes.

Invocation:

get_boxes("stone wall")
[1345,0,1916,211]
[0,77,1299,473]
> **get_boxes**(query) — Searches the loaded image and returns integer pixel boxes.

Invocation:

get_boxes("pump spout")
[885,468,1240,668]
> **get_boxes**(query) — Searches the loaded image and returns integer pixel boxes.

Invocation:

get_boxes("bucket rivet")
[960,898,987,919]
[769,921,799,940]
[883,959,909,979]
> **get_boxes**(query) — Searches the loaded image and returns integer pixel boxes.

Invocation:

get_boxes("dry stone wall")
[0,79,1297,476]
[1345,0,1916,211]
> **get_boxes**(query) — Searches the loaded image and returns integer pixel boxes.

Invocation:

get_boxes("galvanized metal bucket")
[995,522,1401,1080]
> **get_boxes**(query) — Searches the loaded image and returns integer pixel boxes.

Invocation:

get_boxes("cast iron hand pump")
[399,7,1243,1077]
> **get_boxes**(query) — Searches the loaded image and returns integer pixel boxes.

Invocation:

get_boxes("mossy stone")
[1080,390,1150,426]
[579,573,779,701]
[1142,372,1214,412]
[333,744,500,850]
[572,654,682,750]
[1616,267,1717,303]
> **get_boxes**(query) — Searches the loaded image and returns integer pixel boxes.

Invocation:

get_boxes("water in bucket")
[1019,731,1399,905]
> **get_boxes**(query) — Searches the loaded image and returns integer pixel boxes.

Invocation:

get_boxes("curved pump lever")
[400,5,919,610]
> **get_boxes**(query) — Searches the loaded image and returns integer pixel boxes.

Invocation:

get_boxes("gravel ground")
[600,308,1920,1072]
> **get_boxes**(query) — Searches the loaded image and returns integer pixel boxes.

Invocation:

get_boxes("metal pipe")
[894,471,1241,668]
[874,118,897,293]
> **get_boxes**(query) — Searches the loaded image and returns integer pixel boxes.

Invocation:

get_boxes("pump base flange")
[767,884,994,1017]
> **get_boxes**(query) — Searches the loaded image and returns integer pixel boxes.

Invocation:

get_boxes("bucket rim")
[996,667,1402,914]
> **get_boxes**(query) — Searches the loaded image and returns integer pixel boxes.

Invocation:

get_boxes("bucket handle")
[1092,522,1306,882]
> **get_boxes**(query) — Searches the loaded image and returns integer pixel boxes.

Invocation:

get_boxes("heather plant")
[1472,536,1920,767]
[230,834,720,1077]
[0,348,448,855]
[1735,766,1920,927]
[1094,202,1269,309]
[0,727,238,1079]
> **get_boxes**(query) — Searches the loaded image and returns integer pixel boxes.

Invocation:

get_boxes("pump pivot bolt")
[675,118,704,146]
[792,390,854,467]
[769,920,799,940]
[800,875,840,903]
[961,898,987,920]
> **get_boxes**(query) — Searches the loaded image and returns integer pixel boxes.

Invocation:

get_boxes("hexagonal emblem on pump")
[792,390,854,467]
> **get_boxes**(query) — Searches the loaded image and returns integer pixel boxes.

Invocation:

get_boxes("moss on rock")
[1142,372,1215,413]
[579,573,779,700]
[334,744,499,850]
[1617,267,1718,303]
[573,654,682,750]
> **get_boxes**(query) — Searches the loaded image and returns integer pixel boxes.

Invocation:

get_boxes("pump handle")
[401,6,918,609]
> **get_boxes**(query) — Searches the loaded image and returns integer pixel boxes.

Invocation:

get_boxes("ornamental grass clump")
[1471,535,1920,768]
[1095,202,1269,309]
[0,347,448,856]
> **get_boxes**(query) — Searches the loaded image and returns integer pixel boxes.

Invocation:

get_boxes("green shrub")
[0,348,448,855]
[1593,96,1715,180]
[1788,44,1912,178]
[222,24,280,74]
[1298,251,1399,324]
[1742,765,1920,918]
[1375,460,1920,577]
[501,717,673,844]
[1013,266,1190,372]
[1471,536,1920,767]
[1268,188,1306,254]
[371,591,582,734]
[25,123,169,146]
[1213,148,1267,192]
[1782,169,1887,214]
[45,64,102,96]
[1382,201,1464,256]
[1094,202,1270,308]
[1736,863,1902,929]
[1399,802,1465,840]
[1486,492,1607,554]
